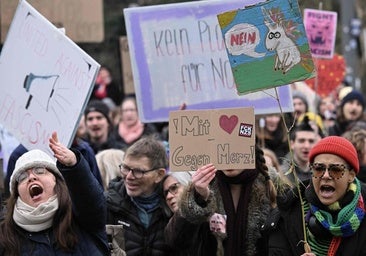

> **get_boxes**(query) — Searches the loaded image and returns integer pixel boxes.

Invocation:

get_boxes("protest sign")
[169,107,255,171]
[217,0,315,95]
[0,0,100,155]
[1,0,104,43]
[305,54,346,97]
[304,9,337,59]
[119,36,135,95]
[124,0,293,123]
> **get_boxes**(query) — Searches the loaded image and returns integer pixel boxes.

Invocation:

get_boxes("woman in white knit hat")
[0,132,109,255]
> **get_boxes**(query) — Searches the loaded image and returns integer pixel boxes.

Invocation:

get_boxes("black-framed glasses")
[310,163,350,180]
[16,167,48,184]
[119,163,157,179]
[164,183,180,198]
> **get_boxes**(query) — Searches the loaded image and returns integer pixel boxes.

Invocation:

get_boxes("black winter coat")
[105,177,172,256]
[164,213,216,256]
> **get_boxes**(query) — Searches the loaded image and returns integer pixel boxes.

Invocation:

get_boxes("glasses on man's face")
[164,183,180,198]
[16,167,48,184]
[119,163,157,179]
[310,163,350,180]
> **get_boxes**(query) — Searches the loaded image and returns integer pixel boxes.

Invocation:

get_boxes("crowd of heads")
[0,64,365,256]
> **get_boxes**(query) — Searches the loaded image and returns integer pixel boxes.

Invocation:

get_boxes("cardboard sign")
[119,36,135,95]
[217,0,316,94]
[0,0,100,155]
[124,0,294,123]
[304,9,337,59]
[169,107,255,171]
[1,0,104,43]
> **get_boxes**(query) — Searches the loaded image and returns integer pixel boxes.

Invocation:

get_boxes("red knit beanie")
[309,136,359,173]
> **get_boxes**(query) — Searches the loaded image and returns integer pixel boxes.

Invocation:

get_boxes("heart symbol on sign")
[219,115,238,134]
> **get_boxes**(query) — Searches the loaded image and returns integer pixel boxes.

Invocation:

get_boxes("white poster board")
[0,0,100,155]
[124,0,293,123]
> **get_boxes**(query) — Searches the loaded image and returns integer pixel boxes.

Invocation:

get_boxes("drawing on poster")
[262,7,301,74]
[217,0,315,94]
[303,9,337,59]
[23,73,59,111]
[307,17,333,46]
[219,115,238,134]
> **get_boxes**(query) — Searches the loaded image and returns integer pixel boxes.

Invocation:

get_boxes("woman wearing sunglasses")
[267,136,366,256]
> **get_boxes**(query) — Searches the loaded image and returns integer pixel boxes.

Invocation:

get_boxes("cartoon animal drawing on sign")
[262,7,301,74]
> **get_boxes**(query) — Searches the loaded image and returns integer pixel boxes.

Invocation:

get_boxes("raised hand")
[49,131,77,166]
[192,163,216,200]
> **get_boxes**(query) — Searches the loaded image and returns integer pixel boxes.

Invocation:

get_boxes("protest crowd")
[1,72,366,256]
[1,1,366,256]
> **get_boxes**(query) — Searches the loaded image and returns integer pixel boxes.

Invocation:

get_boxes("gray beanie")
[10,149,63,194]
[292,90,309,112]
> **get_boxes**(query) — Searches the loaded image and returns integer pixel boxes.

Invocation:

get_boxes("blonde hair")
[96,149,125,190]
[262,148,281,172]
[297,112,324,131]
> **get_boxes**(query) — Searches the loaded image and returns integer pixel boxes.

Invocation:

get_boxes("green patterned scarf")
[308,179,365,237]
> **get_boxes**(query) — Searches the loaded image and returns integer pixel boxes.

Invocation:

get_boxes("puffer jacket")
[105,177,172,256]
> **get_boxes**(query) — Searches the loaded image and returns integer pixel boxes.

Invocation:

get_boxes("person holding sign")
[0,132,109,255]
[267,136,366,255]
[163,171,214,256]
[176,145,276,256]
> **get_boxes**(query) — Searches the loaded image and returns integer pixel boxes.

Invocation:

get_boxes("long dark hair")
[0,176,78,255]
[256,145,277,208]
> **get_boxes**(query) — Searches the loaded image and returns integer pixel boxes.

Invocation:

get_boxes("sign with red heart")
[169,107,255,171]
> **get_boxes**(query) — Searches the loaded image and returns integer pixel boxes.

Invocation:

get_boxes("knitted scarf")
[305,179,365,255]
[132,192,161,228]
[118,120,144,144]
[13,195,59,232]
[216,169,259,256]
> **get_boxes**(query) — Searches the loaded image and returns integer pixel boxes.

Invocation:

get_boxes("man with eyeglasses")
[105,136,172,256]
